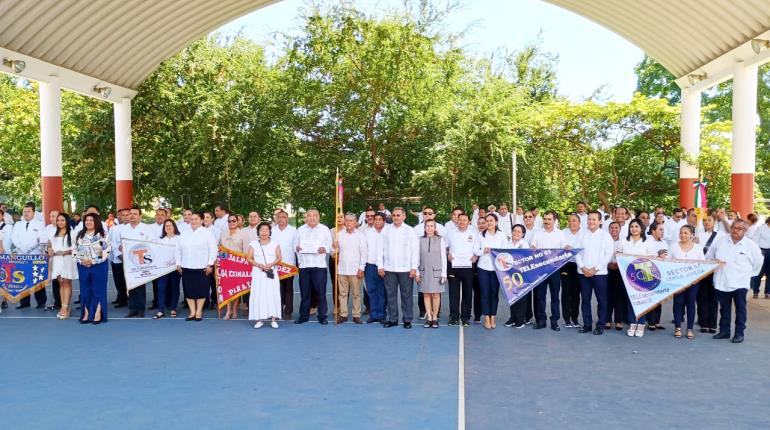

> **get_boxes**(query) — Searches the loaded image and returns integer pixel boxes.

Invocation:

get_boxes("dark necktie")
[26,222,29,231]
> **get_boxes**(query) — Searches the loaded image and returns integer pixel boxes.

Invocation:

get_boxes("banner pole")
[334,169,340,325]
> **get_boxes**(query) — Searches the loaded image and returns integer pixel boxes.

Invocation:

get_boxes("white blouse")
[474,230,511,271]
[175,226,217,269]
[669,242,706,261]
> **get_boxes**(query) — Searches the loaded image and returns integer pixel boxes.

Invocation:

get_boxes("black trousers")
[560,262,580,324]
[525,291,533,322]
[280,276,294,317]
[606,268,628,324]
[647,305,663,325]
[111,262,128,304]
[151,278,159,307]
[509,296,529,325]
[449,267,474,322]
[534,272,561,324]
[52,278,61,308]
[472,263,482,321]
[696,274,718,329]
[717,288,748,336]
[21,284,47,307]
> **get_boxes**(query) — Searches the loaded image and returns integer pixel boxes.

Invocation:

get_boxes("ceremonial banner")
[491,248,582,305]
[617,254,720,319]
[122,238,177,290]
[216,246,299,309]
[216,246,252,309]
[0,254,48,303]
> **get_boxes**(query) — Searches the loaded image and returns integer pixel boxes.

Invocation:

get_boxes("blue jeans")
[674,283,700,329]
[299,267,328,322]
[580,274,607,328]
[477,268,499,316]
[364,263,385,320]
[77,261,109,322]
[157,270,181,312]
[717,288,748,336]
[534,271,561,324]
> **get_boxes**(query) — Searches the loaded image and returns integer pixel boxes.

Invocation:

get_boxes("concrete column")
[114,98,133,209]
[40,78,63,222]
[731,62,758,218]
[679,88,701,209]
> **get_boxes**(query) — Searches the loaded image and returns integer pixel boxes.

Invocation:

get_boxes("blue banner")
[491,248,582,305]
[0,254,49,303]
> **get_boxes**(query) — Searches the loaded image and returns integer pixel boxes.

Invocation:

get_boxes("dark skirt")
[182,268,210,299]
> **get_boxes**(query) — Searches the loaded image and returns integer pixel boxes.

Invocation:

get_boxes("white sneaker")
[254,321,263,329]
[270,321,278,329]
[627,324,637,337]
[635,325,645,337]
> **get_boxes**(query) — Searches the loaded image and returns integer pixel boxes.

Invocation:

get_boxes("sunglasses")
[524,215,533,218]
[423,212,434,215]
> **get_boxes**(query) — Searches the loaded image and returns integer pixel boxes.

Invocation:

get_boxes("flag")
[122,238,178,290]
[617,254,720,319]
[215,245,299,309]
[491,248,582,305]
[0,254,48,303]
[693,180,708,209]
[335,169,344,215]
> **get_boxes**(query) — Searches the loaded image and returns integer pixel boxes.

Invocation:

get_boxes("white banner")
[122,238,177,290]
[617,254,720,319]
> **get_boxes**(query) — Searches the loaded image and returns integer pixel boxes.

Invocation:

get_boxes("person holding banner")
[530,210,568,331]
[154,220,182,319]
[47,213,77,320]
[220,215,249,320]
[706,219,764,343]
[575,211,614,335]
[561,214,583,329]
[417,219,447,328]
[696,212,723,333]
[74,213,111,324]
[474,213,510,329]
[11,202,48,309]
[176,211,218,322]
[669,225,706,339]
[621,219,655,337]
[645,221,669,332]
[247,222,282,329]
[504,224,530,328]
[120,207,153,318]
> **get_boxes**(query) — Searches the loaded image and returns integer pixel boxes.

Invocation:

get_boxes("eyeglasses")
[423,212,434,215]
[366,215,374,219]
[228,219,237,223]
[524,215,533,218]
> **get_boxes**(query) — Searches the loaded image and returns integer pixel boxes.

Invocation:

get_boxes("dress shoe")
[578,325,592,333]
[448,319,458,326]
[532,323,546,330]
[111,299,119,305]
[462,320,470,327]
[294,318,308,324]
[712,331,731,340]
[363,308,370,315]
[35,303,45,309]
[114,302,127,308]
[383,321,398,328]
[366,318,379,324]
[74,299,81,304]
[336,317,346,324]
[125,311,138,318]
[550,322,560,331]
[319,319,328,325]
[731,335,744,343]
[593,327,604,335]
[504,318,515,327]
[16,304,30,310]
[403,321,412,329]
[1,301,7,309]
[352,317,362,324]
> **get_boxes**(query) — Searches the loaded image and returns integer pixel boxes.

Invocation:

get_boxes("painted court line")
[458,326,466,430]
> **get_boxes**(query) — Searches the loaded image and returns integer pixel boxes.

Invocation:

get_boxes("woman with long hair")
[621,218,654,337]
[154,219,182,319]
[670,225,705,339]
[47,213,77,320]
[473,214,511,329]
[74,213,111,324]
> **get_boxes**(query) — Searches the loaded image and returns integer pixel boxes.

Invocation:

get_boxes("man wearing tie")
[11,202,48,309]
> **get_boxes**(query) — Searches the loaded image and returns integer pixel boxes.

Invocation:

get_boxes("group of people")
[1,199,767,343]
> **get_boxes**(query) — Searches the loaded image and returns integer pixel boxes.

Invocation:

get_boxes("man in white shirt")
[293,209,332,325]
[752,217,770,299]
[664,208,686,244]
[0,208,12,252]
[561,213,584,328]
[496,204,515,236]
[271,210,297,319]
[109,208,130,308]
[120,207,153,318]
[531,207,544,229]
[11,203,48,309]
[364,212,386,323]
[447,213,477,326]
[575,211,614,335]
[44,210,61,310]
[444,207,464,232]
[377,207,419,328]
[530,210,569,331]
[357,208,376,313]
[0,202,13,225]
[707,219,764,343]
[147,209,167,310]
[335,214,367,324]
[358,205,373,226]
[213,204,230,233]
[413,206,446,237]
[576,201,589,230]
[177,208,193,234]
[377,202,391,217]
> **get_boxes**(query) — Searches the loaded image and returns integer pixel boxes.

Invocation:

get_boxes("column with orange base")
[730,62,757,218]
[40,78,63,223]
[114,98,133,209]
[679,88,701,210]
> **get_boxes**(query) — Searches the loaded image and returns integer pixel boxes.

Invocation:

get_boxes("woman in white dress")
[247,222,283,329]
[46,213,77,320]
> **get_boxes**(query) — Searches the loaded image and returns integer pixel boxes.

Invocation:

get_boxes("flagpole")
[334,169,340,325]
